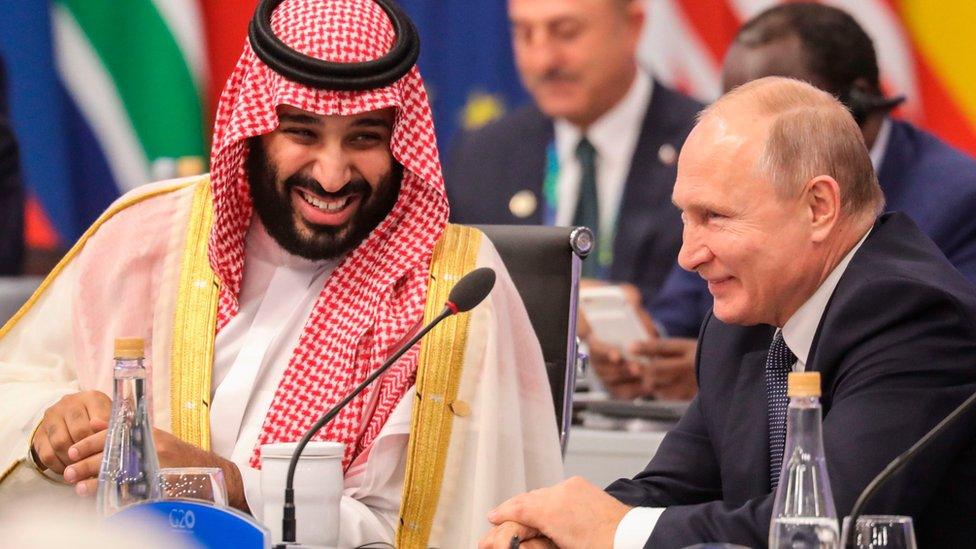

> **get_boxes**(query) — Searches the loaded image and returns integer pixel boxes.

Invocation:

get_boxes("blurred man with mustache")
[0,1,562,547]
[445,0,701,310]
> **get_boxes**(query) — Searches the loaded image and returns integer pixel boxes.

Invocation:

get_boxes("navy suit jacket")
[0,57,24,275]
[444,81,702,304]
[651,119,976,337]
[607,213,976,548]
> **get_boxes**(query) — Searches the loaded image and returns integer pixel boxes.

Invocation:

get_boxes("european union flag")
[399,1,528,152]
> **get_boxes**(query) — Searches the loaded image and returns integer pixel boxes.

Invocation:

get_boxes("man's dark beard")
[245,138,402,260]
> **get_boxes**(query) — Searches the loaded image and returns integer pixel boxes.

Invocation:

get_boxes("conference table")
[563,396,683,487]
[564,425,668,487]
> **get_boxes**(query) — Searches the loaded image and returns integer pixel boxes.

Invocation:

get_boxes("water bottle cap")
[788,371,821,397]
[114,337,145,359]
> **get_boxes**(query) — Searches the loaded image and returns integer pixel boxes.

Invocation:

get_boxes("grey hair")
[701,76,884,218]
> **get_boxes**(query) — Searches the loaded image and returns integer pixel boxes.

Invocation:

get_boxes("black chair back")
[475,225,592,452]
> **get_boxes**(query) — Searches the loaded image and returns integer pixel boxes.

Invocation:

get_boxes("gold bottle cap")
[114,337,145,359]
[788,371,821,397]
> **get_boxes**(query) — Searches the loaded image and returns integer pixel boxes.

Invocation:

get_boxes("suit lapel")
[509,110,552,225]
[723,347,775,502]
[611,82,683,281]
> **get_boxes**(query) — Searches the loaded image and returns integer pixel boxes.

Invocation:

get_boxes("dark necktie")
[572,137,599,277]
[766,330,796,490]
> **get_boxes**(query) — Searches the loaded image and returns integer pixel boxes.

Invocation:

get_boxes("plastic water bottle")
[95,337,160,516]
[769,372,839,549]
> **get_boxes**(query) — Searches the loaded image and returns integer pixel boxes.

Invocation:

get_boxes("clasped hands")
[478,476,632,548]
[29,390,247,511]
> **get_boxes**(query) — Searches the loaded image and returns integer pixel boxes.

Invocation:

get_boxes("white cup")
[260,441,344,547]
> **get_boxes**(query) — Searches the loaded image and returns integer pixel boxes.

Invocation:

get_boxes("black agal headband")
[248,0,420,91]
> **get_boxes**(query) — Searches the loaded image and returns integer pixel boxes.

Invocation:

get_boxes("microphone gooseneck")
[844,389,976,548]
[278,267,496,545]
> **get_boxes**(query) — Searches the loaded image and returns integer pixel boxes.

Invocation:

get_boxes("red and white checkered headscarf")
[208,0,448,470]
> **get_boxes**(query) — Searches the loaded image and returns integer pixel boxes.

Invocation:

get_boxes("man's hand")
[580,281,664,399]
[480,476,632,549]
[63,419,249,512]
[478,521,554,548]
[590,336,699,400]
[588,336,646,399]
[30,391,111,474]
[630,337,699,400]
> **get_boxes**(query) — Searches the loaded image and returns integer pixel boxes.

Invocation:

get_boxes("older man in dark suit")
[480,76,976,549]
[597,3,976,401]
[0,56,24,275]
[444,0,701,303]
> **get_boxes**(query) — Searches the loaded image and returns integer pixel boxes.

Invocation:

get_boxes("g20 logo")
[169,508,197,530]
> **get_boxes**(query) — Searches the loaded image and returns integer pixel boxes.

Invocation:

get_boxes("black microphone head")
[446,267,496,313]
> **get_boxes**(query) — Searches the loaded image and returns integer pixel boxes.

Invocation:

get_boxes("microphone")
[277,267,496,545]
[844,389,976,547]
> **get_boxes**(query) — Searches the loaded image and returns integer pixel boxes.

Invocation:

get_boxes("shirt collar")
[869,117,892,171]
[553,69,652,164]
[781,228,871,368]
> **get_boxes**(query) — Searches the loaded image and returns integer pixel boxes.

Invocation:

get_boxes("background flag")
[0,0,973,255]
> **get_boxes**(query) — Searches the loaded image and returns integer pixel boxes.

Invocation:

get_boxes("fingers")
[63,405,94,445]
[74,477,98,498]
[635,348,698,399]
[83,391,112,424]
[31,391,114,475]
[647,355,694,376]
[43,416,74,468]
[592,364,635,384]
[489,490,550,531]
[588,338,634,386]
[591,359,636,384]
[31,434,66,474]
[478,521,541,549]
[63,451,102,485]
[587,337,622,363]
[521,539,557,549]
[630,337,697,357]
[606,379,646,400]
[68,428,107,462]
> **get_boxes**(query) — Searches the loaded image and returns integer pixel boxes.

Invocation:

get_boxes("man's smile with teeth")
[297,188,353,212]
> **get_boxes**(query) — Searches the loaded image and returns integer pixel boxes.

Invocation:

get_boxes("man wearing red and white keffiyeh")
[209,0,448,477]
[0,0,562,546]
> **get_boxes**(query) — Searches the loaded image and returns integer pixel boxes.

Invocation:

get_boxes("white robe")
[211,218,406,545]
[0,178,564,547]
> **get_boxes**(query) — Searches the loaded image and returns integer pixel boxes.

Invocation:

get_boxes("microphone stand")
[844,389,976,548]
[278,305,454,545]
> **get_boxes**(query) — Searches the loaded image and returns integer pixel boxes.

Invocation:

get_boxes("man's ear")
[625,1,646,48]
[804,175,841,243]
